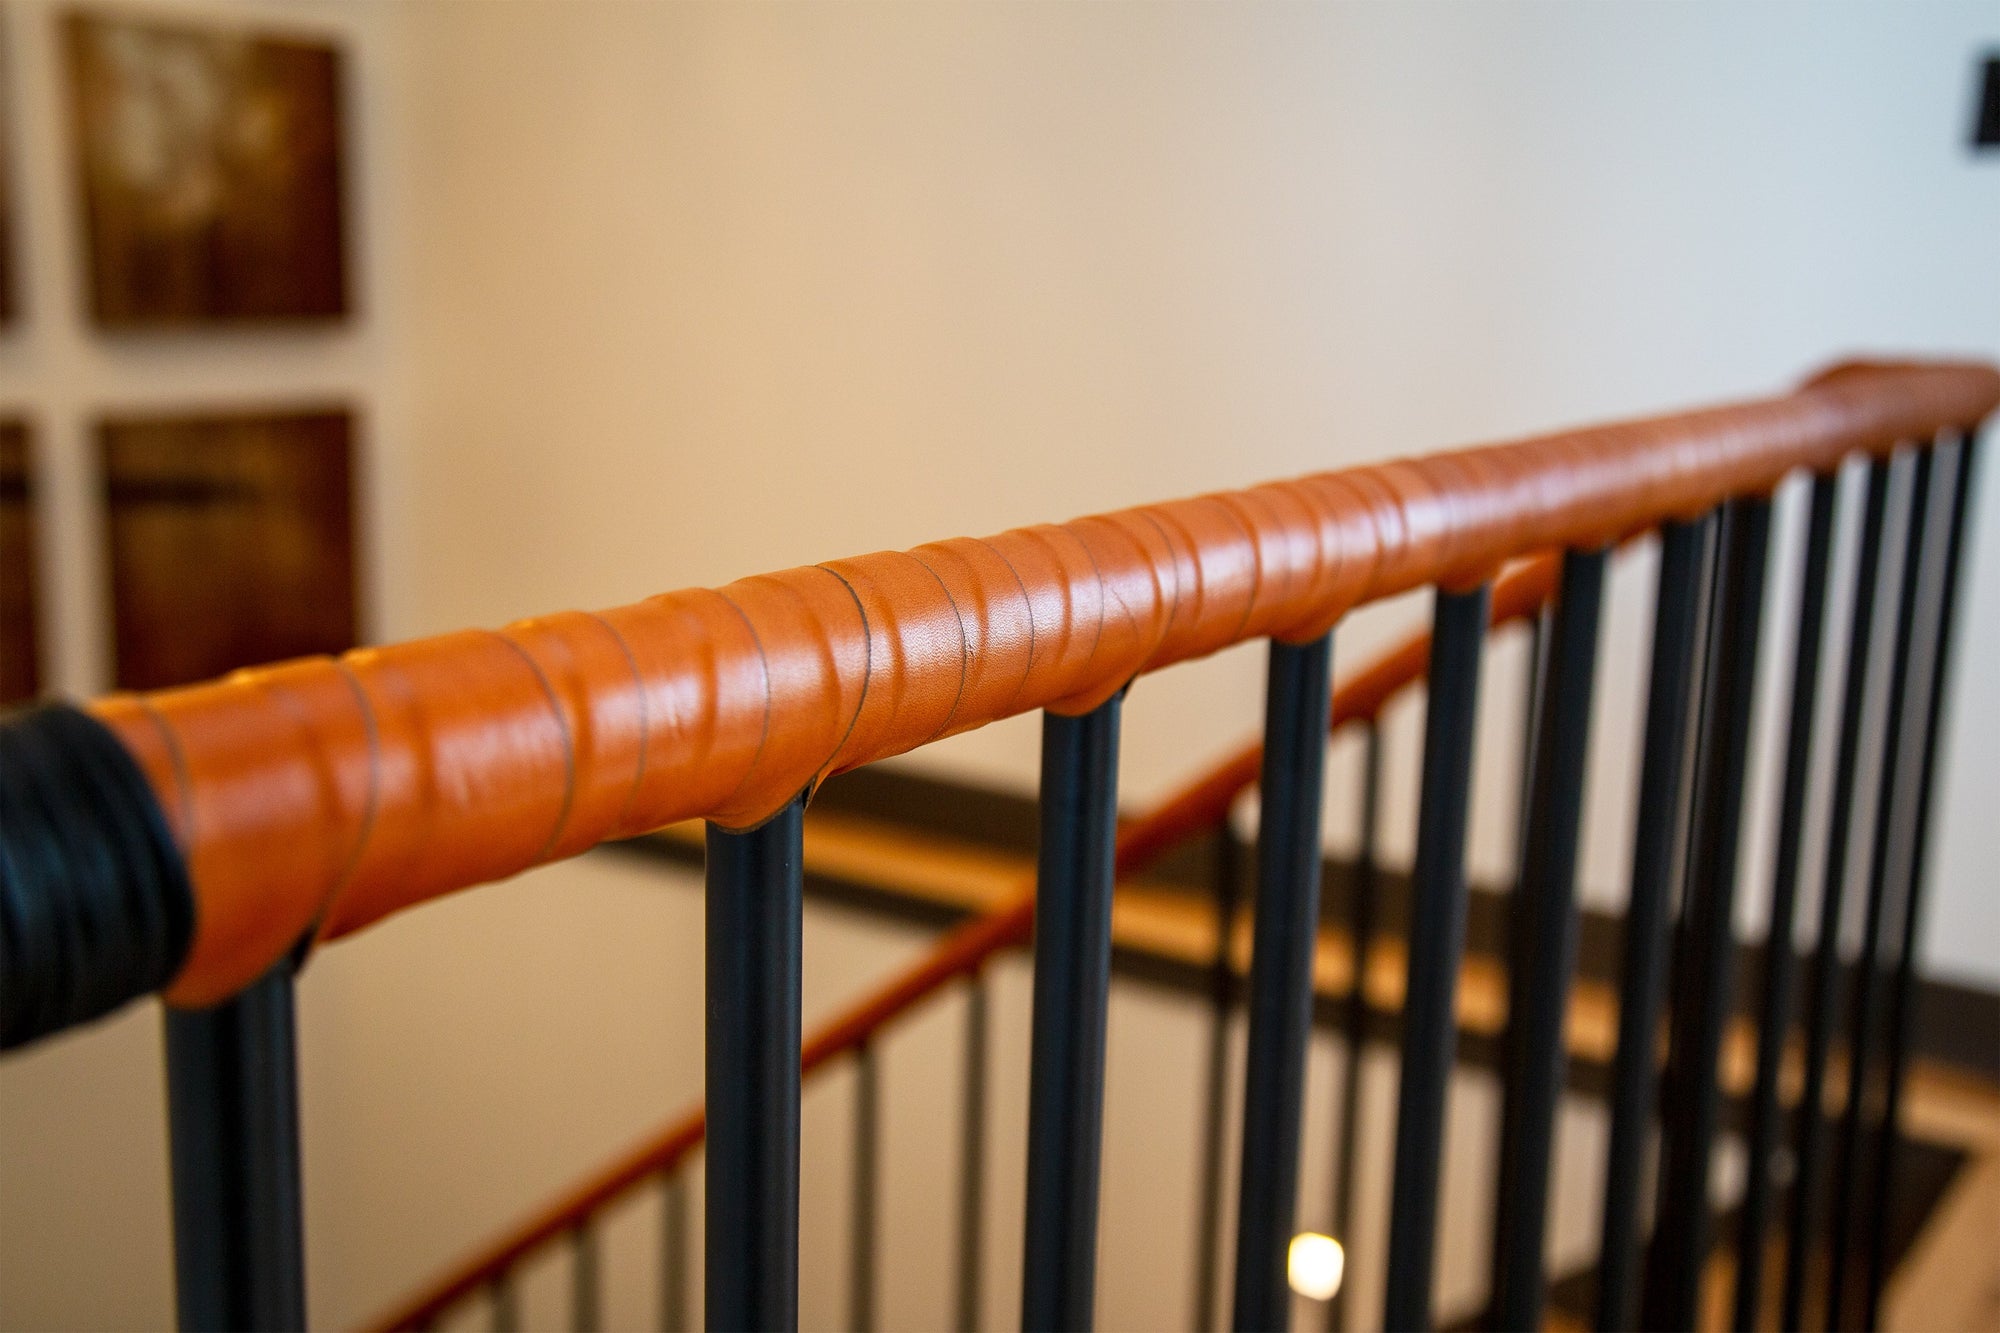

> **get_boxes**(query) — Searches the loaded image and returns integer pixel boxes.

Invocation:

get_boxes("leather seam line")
[904,551,973,747]
[812,564,874,788]
[710,589,773,817]
[317,657,383,937]
[133,698,196,854]
[489,630,578,866]
[583,610,649,835]
[977,537,1039,719]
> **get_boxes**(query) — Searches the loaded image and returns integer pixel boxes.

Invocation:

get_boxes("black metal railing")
[0,364,1990,1333]
[400,427,1991,1333]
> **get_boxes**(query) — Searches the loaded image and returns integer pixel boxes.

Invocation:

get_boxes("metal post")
[661,1173,688,1333]
[1596,515,1713,1333]
[850,1043,879,1333]
[1490,547,1607,1332]
[1516,605,1549,867]
[1784,456,1892,1333]
[1828,447,1937,1328]
[1382,584,1490,1333]
[1327,723,1382,1333]
[1733,472,1839,1330]
[164,959,307,1333]
[1232,632,1337,1333]
[492,1271,519,1333]
[1641,495,1773,1333]
[957,974,990,1333]
[1868,431,1981,1322]
[572,1223,601,1333]
[1192,818,1244,1333]
[705,793,806,1333]
[1020,698,1123,1333]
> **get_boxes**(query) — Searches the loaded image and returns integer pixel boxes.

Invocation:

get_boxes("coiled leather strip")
[71,358,2000,1006]
[0,704,195,1047]
[367,553,1565,1333]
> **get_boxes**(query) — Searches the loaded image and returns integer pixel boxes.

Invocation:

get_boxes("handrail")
[61,358,1999,1008]
[364,554,1564,1332]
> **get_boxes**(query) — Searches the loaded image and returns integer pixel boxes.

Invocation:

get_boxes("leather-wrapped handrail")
[29,359,2000,1009]
[366,554,1562,1333]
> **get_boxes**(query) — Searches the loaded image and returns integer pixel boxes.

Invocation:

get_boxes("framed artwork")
[65,11,348,325]
[1,124,15,325]
[1,420,37,703]
[1,17,16,327]
[0,139,14,326]
[101,408,357,690]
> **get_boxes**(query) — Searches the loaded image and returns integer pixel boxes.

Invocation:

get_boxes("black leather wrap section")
[1,703,194,1049]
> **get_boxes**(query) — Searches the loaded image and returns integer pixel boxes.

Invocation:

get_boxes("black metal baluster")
[492,1270,519,1333]
[1192,816,1243,1333]
[1596,515,1714,1333]
[1867,431,1981,1324]
[851,1042,880,1333]
[1641,495,1773,1333]
[1490,547,1608,1332]
[1327,723,1382,1333]
[1784,456,1892,1333]
[957,973,990,1333]
[1517,604,1550,866]
[662,1173,688,1333]
[164,959,307,1333]
[1020,697,1123,1333]
[1733,472,1839,1330]
[572,1222,601,1333]
[1827,447,1937,1330]
[705,793,807,1333]
[1383,583,1491,1333]
[1233,632,1338,1333]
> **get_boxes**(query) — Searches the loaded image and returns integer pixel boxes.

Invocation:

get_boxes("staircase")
[4,360,1996,1332]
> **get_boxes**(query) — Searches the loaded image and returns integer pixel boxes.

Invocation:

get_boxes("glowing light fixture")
[1287,1231,1345,1301]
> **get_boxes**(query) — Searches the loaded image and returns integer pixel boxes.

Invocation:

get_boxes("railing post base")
[704,795,806,1333]
[1020,698,1123,1333]
[164,961,307,1333]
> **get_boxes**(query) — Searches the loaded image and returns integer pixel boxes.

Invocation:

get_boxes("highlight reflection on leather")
[87,359,1999,1005]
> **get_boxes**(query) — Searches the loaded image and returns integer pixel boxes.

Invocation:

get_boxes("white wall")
[0,8,417,1325]
[384,1,2000,978]
[3,4,1998,1329]
[0,0,403,692]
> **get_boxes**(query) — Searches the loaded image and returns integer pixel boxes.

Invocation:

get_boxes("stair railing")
[365,556,1562,1332]
[1,358,1993,1333]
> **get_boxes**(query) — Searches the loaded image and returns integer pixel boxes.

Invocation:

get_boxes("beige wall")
[380,0,2000,974]
[3,3,1998,1328]
[0,2,408,1321]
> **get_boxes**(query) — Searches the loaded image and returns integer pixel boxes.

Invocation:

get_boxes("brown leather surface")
[86,359,1999,1006]
[366,553,1561,1333]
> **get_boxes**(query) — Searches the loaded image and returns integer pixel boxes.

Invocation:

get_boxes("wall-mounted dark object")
[0,130,15,326]
[0,420,39,702]
[1976,54,2000,149]
[1,15,17,326]
[64,11,349,325]
[101,408,357,690]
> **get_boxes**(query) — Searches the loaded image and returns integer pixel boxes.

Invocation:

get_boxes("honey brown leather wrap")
[369,553,1563,1333]
[86,359,1998,1006]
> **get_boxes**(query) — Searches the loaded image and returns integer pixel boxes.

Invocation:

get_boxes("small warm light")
[1287,1231,1345,1301]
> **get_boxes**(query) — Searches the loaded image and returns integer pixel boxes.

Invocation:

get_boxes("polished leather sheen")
[369,551,1562,1333]
[86,359,1999,1005]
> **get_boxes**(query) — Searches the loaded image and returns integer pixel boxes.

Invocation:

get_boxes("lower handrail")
[367,554,1561,1332]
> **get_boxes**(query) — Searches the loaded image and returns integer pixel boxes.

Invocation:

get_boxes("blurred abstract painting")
[101,408,357,689]
[0,421,37,703]
[65,12,347,324]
